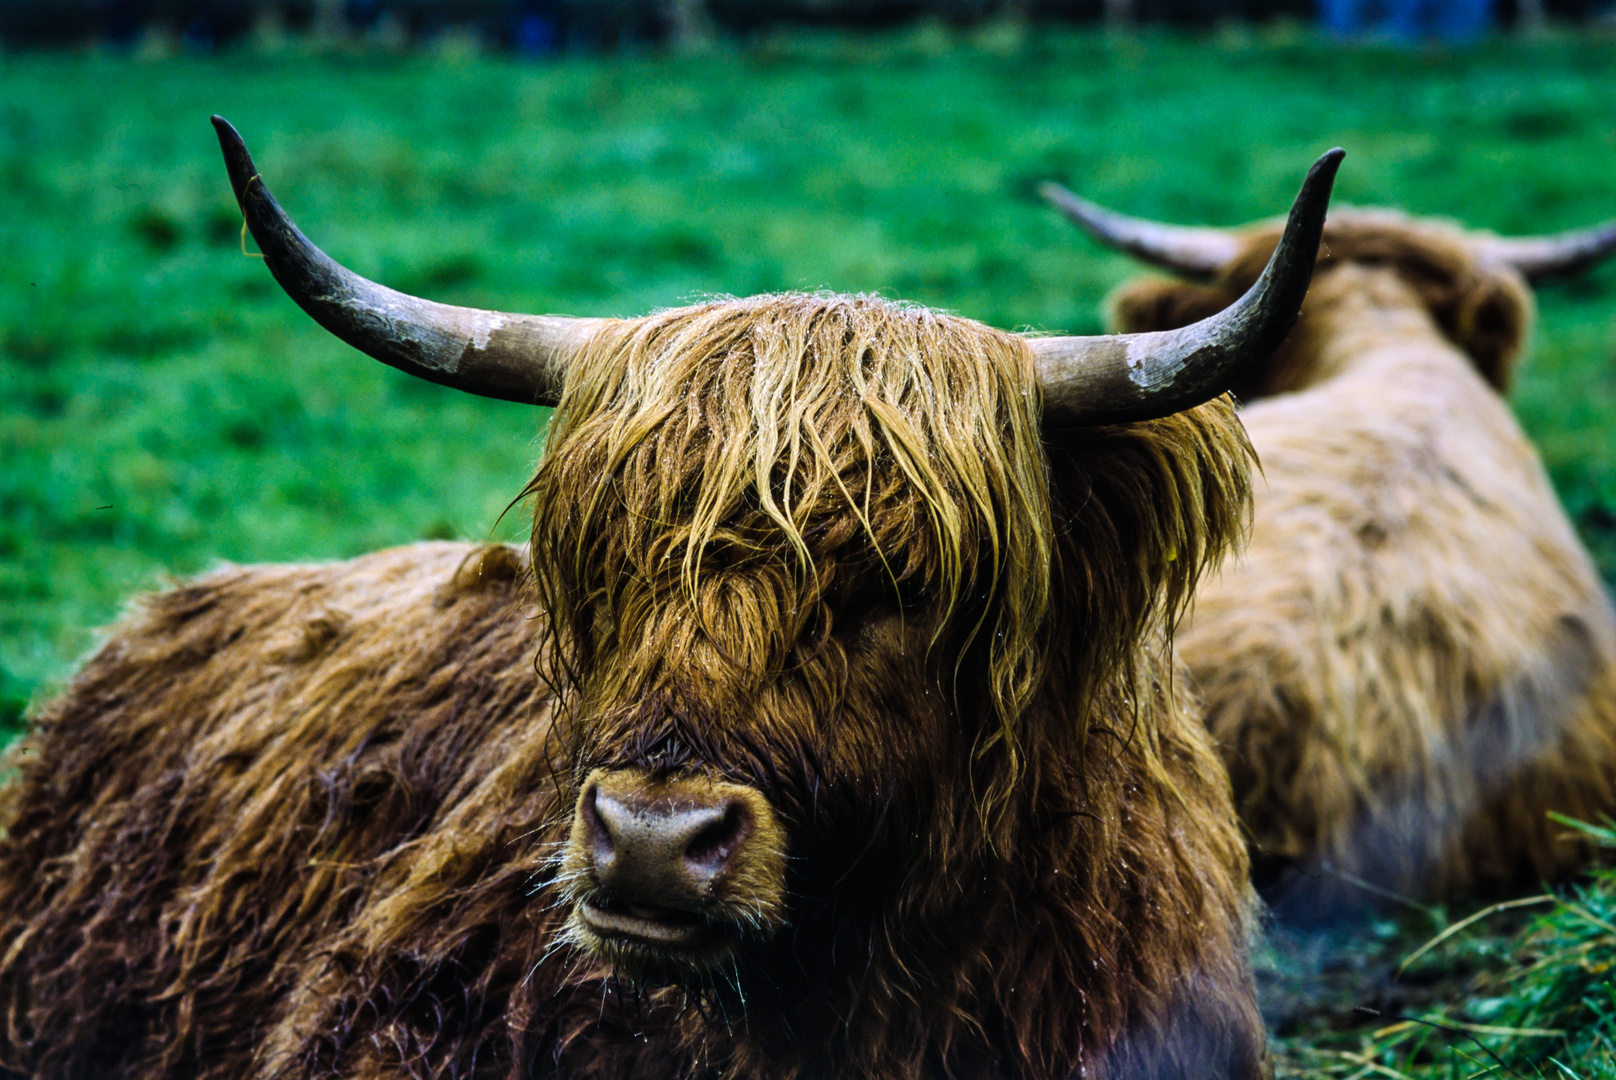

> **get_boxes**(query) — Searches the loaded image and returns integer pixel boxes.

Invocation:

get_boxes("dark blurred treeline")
[0,0,1602,50]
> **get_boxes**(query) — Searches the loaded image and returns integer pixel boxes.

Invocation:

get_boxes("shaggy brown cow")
[0,121,1340,1080]
[1043,182,1616,914]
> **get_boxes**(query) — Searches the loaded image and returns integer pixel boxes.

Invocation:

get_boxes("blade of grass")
[1354,1009,1531,1080]
[1399,896,1556,974]
[1556,902,1616,937]
[1504,937,1612,982]
[1546,814,1616,849]
[1296,1046,1423,1080]
[1371,1019,1565,1039]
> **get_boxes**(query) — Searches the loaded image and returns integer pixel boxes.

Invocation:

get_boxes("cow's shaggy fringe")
[1,294,1263,1079]
[532,294,1055,826]
[1111,212,1616,908]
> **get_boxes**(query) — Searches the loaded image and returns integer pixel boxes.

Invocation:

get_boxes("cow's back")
[0,542,555,1080]
[1181,337,1616,905]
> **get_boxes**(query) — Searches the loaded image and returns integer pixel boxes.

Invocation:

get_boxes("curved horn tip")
[1237,146,1345,339]
[1296,148,1346,222]
[1479,217,1616,283]
[1315,147,1347,176]
[1037,175,1247,280]
[1036,181,1108,227]
[1263,147,1345,283]
[210,115,259,205]
[1036,180,1071,204]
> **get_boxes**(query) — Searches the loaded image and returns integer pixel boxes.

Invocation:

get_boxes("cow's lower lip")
[579,899,715,948]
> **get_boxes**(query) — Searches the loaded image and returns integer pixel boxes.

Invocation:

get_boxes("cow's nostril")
[580,784,616,864]
[683,801,750,874]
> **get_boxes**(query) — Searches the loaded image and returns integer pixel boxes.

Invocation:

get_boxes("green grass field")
[2,23,1616,1076]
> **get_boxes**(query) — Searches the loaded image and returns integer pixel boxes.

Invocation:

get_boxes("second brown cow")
[1046,183,1616,913]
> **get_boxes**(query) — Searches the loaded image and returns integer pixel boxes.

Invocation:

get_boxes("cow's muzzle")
[560,768,787,982]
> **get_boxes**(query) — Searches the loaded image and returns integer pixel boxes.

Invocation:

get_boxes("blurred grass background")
[6,27,1616,739]
[2,20,1616,1077]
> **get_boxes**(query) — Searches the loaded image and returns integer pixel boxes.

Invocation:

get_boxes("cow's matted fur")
[1,294,1266,1079]
[1111,212,1616,909]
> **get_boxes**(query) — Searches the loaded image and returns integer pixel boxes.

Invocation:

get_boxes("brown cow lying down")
[0,124,1340,1080]
[1044,182,1616,915]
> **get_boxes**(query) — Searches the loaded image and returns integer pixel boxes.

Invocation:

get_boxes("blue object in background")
[515,12,557,54]
[1321,0,1494,39]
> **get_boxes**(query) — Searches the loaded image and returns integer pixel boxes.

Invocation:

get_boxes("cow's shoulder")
[6,541,550,842]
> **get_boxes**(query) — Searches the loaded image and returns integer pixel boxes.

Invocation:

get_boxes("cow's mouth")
[569,897,743,984]
[577,897,721,949]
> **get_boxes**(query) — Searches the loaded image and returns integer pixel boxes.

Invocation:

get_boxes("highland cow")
[1043,182,1616,914]
[0,121,1340,1080]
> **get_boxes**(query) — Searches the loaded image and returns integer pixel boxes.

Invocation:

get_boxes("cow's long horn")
[1473,219,1616,283]
[1031,148,1342,427]
[212,116,599,405]
[1038,182,1243,280]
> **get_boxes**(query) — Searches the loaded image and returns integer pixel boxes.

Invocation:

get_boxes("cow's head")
[1042,183,1616,395]
[214,117,1338,988]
